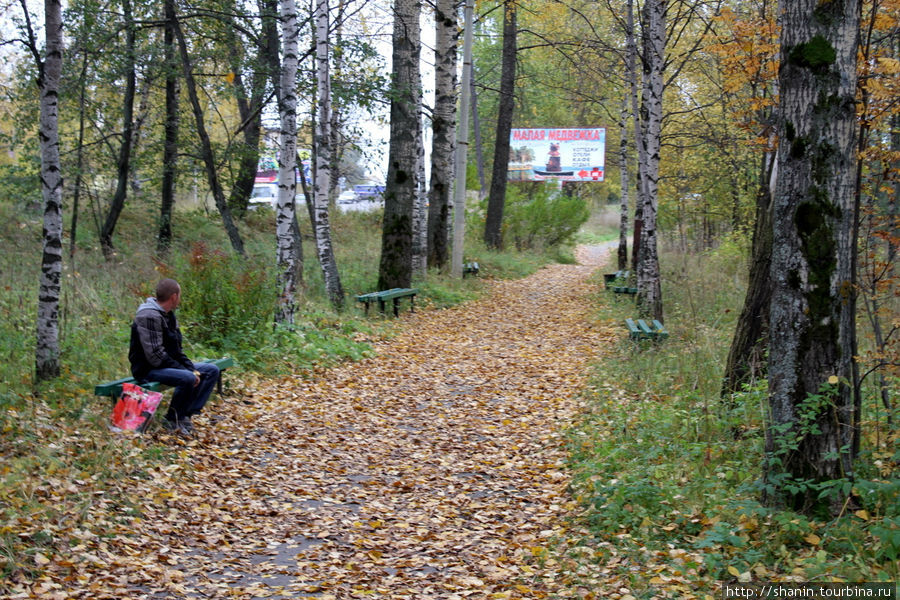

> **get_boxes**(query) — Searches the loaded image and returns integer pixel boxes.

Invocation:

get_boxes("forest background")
[0,0,898,595]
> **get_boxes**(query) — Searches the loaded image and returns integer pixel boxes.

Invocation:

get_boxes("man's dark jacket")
[129,298,193,380]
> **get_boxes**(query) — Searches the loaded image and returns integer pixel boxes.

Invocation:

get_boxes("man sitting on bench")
[129,278,220,436]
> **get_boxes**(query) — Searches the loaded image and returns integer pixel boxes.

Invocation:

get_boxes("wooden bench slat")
[356,288,418,316]
[604,270,630,289]
[94,357,234,399]
[624,318,668,343]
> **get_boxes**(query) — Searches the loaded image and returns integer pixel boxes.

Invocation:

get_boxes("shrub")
[165,242,277,348]
[501,182,590,250]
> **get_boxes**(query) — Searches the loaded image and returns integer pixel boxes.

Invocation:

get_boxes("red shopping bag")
[111,382,163,433]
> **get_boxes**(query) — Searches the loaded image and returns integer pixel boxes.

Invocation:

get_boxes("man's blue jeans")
[144,362,220,422]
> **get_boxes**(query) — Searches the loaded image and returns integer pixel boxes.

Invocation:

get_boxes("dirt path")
[75,247,617,600]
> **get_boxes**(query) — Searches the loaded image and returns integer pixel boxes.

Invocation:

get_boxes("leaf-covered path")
[70,247,617,599]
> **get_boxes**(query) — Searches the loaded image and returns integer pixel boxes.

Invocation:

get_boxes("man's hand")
[193,370,201,387]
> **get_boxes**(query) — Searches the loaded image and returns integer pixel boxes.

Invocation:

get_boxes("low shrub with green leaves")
[484,182,590,251]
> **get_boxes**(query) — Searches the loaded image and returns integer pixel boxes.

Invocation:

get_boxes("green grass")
[565,239,899,594]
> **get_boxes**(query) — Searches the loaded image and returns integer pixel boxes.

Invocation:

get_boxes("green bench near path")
[625,318,668,342]
[94,357,234,403]
[612,286,638,296]
[604,269,630,290]
[356,287,418,317]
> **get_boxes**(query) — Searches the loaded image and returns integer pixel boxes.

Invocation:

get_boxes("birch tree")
[379,0,421,289]
[617,93,630,271]
[634,0,665,321]
[27,0,64,382]
[451,0,474,278]
[275,0,302,324]
[412,102,428,277]
[426,0,457,269]
[314,0,345,308]
[765,0,859,513]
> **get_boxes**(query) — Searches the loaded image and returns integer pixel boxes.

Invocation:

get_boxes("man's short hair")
[156,278,181,302]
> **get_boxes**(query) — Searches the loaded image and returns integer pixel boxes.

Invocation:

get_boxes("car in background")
[249,183,278,209]
[337,190,357,204]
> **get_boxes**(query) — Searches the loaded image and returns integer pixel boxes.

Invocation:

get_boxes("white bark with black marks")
[427,0,457,269]
[35,0,64,382]
[314,0,344,308]
[635,0,664,321]
[276,0,302,325]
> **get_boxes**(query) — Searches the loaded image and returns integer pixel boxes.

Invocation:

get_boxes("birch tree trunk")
[329,0,346,202]
[766,0,859,514]
[99,0,136,259]
[626,0,645,276]
[379,0,421,289]
[451,0,474,278]
[617,93,630,271]
[314,0,345,308]
[635,0,664,322]
[426,0,457,269]
[483,0,516,249]
[275,0,302,324]
[412,102,427,278]
[35,0,64,382]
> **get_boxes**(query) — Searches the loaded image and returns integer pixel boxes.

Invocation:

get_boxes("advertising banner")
[508,128,606,182]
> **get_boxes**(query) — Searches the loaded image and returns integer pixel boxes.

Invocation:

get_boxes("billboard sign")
[508,128,606,182]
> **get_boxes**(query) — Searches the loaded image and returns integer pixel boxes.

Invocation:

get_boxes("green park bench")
[463,262,480,278]
[613,286,638,297]
[94,357,234,403]
[625,318,668,342]
[604,269,630,290]
[356,288,418,317]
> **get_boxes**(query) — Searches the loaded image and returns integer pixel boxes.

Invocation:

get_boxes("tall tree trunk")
[70,47,89,260]
[618,93,629,270]
[314,0,344,308]
[635,0,664,321]
[379,0,421,290]
[275,0,302,324]
[225,8,266,220]
[329,0,346,201]
[627,0,644,276]
[766,0,859,514]
[427,0,457,269]
[451,0,474,277]
[99,0,136,259]
[722,151,775,398]
[471,64,486,196]
[173,12,245,256]
[483,0,516,249]
[159,0,178,255]
[34,0,64,383]
[412,101,427,277]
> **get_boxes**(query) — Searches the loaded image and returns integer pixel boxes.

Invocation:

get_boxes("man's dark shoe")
[180,416,195,434]
[162,417,192,436]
